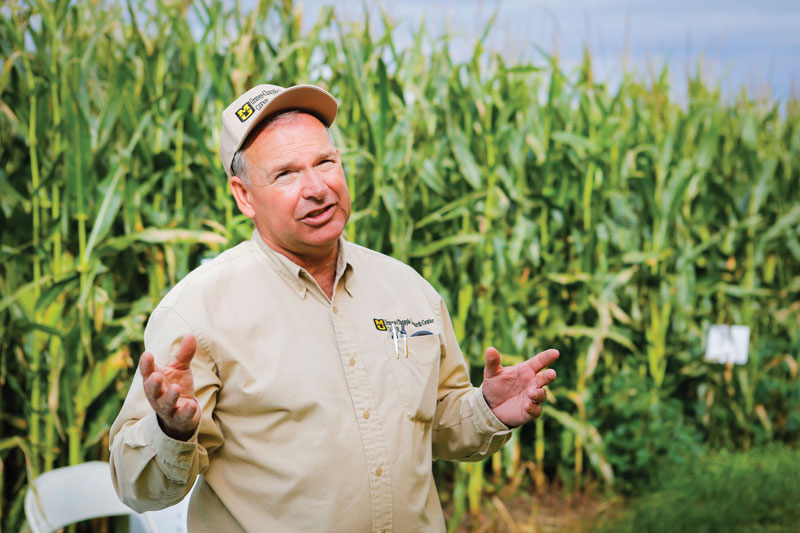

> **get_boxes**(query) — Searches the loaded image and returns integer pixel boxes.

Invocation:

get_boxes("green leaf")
[102,228,227,250]
[0,276,52,315]
[74,348,130,416]
[551,131,599,153]
[450,130,482,189]
[409,234,483,258]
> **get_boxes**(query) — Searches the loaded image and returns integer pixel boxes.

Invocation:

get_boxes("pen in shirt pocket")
[400,323,408,358]
[390,323,409,358]
[391,326,433,358]
[391,323,400,358]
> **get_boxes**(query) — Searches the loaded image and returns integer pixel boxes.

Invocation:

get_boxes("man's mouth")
[302,204,335,223]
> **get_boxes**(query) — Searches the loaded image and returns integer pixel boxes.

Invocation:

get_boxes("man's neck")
[297,246,338,300]
[258,232,339,299]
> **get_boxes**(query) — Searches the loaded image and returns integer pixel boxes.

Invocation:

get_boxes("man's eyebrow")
[269,163,293,175]
[317,149,337,160]
[263,150,336,177]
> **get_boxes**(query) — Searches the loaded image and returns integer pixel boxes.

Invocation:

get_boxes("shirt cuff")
[474,385,513,435]
[144,410,198,484]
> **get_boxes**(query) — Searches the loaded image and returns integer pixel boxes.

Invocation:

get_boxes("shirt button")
[363,410,370,419]
[332,305,338,314]
[349,357,356,366]
[375,467,382,477]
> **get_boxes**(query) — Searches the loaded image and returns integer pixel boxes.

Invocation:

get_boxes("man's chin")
[297,227,345,252]
[304,217,346,239]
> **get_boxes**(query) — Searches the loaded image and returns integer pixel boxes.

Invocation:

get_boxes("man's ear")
[229,176,255,219]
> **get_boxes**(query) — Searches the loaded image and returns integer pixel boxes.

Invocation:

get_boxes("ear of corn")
[1,0,798,528]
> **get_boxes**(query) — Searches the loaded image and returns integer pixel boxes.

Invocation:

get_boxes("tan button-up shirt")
[109,231,512,532]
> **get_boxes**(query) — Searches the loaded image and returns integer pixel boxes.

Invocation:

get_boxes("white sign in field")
[705,325,750,365]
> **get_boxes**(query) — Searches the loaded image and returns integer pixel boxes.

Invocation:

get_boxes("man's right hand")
[139,334,201,441]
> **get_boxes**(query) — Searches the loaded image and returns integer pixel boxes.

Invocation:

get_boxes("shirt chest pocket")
[386,333,442,423]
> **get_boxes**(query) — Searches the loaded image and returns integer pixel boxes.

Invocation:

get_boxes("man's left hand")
[482,347,559,428]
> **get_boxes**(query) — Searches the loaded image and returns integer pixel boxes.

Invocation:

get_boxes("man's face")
[231,113,351,260]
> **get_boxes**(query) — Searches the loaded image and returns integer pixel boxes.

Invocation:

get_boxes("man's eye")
[318,159,334,167]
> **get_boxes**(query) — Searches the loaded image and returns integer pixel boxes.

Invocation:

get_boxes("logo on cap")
[236,102,254,122]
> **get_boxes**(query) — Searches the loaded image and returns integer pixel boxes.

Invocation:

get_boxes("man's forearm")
[432,386,512,461]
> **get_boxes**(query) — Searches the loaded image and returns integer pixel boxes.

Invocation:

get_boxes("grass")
[593,445,800,533]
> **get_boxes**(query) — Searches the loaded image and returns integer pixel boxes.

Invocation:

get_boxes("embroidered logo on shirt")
[373,317,434,331]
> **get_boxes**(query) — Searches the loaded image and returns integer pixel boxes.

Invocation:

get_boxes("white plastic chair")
[24,461,191,533]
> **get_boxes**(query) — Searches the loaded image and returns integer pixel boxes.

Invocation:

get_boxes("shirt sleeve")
[430,294,513,461]
[109,306,224,512]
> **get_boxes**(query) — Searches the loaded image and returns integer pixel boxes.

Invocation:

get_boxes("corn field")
[1,0,799,530]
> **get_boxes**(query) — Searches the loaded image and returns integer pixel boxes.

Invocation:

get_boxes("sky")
[294,0,800,104]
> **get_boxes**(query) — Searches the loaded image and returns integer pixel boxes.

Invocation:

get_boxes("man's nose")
[300,168,328,199]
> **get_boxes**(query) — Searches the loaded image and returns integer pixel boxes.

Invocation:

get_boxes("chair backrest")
[24,461,165,533]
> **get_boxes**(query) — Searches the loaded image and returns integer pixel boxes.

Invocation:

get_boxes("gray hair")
[230,110,336,185]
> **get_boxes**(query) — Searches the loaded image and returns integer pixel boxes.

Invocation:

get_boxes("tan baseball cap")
[218,84,338,178]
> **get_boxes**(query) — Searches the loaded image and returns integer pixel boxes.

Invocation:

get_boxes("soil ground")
[441,486,622,533]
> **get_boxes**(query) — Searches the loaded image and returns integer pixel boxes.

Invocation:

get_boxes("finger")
[143,372,165,407]
[483,347,502,379]
[159,383,180,413]
[535,368,557,388]
[526,349,560,373]
[174,399,199,425]
[168,334,197,370]
[139,352,156,379]
[525,400,542,419]
[528,387,547,404]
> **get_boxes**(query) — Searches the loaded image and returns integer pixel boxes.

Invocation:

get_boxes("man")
[109,83,559,532]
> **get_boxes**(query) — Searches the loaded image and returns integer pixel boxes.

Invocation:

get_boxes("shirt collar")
[250,230,355,299]
[337,238,355,297]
